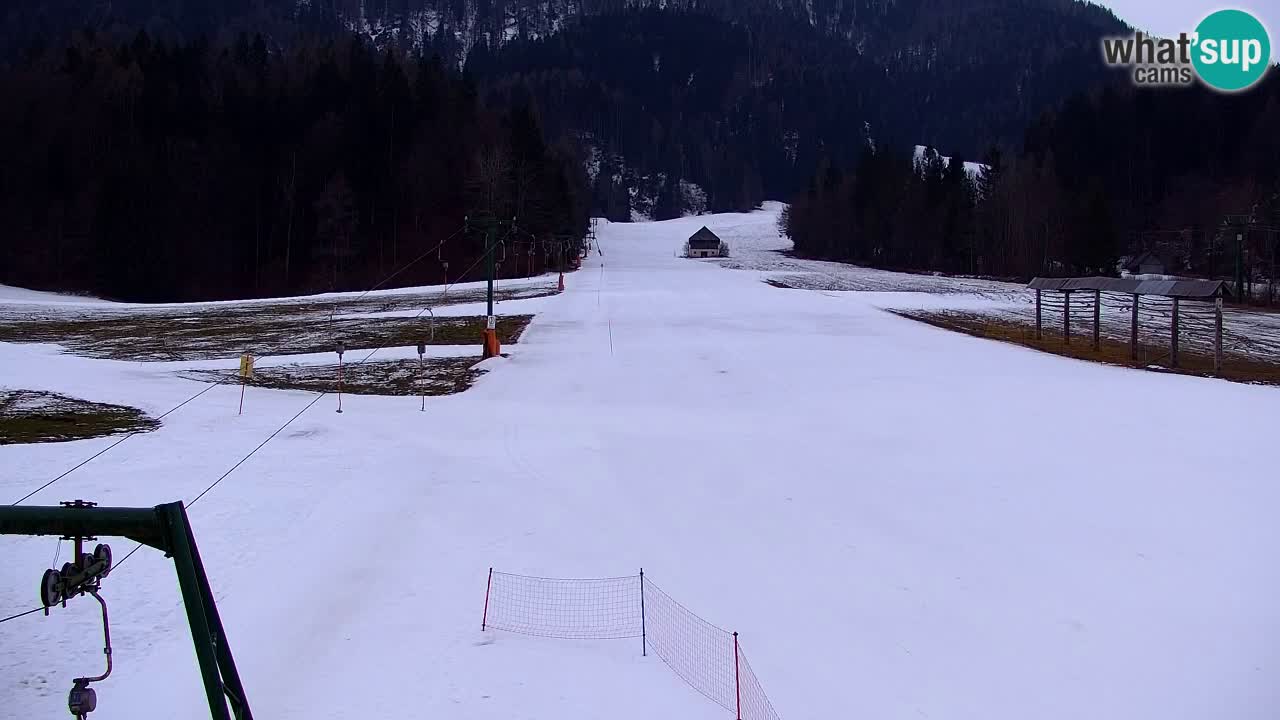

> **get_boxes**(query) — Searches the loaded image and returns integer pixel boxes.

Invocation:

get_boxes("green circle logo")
[1192,9,1271,92]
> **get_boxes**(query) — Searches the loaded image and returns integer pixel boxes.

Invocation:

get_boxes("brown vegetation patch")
[896,310,1280,385]
[0,310,534,362]
[182,357,486,397]
[0,390,159,445]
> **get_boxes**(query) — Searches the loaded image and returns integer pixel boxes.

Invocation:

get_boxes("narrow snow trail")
[3,207,1279,720]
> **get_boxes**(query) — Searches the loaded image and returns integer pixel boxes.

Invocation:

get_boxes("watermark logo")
[1102,8,1271,92]
[1192,9,1270,90]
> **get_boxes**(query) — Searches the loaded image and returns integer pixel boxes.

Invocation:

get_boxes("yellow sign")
[239,354,255,379]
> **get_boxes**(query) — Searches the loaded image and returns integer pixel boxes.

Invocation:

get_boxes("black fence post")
[639,568,647,657]
[482,568,493,631]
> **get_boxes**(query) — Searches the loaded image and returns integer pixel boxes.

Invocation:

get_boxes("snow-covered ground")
[3,204,1279,720]
[0,285,111,305]
[713,217,1280,364]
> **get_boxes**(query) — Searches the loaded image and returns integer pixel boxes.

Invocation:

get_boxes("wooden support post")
[1093,289,1101,351]
[1063,291,1071,344]
[1130,294,1139,361]
[1215,297,1224,375]
[1171,297,1180,368]
[1035,289,1042,340]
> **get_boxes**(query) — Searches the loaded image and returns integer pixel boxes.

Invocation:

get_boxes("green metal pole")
[0,506,167,550]
[179,504,253,720]
[162,502,232,720]
[0,502,252,720]
[486,225,495,318]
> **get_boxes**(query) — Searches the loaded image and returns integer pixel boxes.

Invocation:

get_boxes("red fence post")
[336,356,345,414]
[734,631,741,720]
[482,567,493,631]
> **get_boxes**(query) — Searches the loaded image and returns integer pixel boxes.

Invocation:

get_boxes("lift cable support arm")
[0,501,252,720]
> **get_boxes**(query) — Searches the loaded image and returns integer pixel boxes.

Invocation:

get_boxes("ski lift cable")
[183,244,496,513]
[0,606,43,625]
[1,237,503,625]
[346,223,469,306]
[7,224,471,507]
[9,382,225,506]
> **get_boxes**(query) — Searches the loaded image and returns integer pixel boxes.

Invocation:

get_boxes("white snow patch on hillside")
[0,284,108,305]
[914,144,989,178]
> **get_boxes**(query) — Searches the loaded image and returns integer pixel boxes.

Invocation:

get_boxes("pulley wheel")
[94,543,112,576]
[40,568,62,607]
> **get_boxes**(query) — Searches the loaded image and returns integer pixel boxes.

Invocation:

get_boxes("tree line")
[2,2,1136,236]
[782,76,1280,280]
[471,5,1127,221]
[0,31,589,301]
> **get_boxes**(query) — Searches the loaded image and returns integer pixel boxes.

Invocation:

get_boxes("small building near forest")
[1124,249,1180,276]
[687,227,723,258]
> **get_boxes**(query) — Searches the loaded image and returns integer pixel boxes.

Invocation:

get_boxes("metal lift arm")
[0,501,253,720]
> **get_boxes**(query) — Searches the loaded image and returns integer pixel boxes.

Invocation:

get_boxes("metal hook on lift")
[68,589,112,719]
[36,501,115,719]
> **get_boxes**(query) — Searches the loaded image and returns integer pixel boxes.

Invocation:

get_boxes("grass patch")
[0,279,554,362]
[0,312,533,362]
[182,357,485,397]
[896,310,1280,385]
[0,390,159,445]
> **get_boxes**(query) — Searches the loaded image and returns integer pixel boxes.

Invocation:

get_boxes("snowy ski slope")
[2,204,1279,719]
